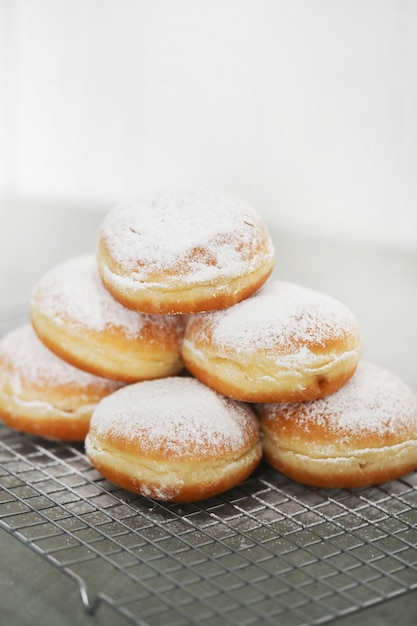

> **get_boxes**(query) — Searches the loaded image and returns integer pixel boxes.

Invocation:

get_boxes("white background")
[1,0,417,249]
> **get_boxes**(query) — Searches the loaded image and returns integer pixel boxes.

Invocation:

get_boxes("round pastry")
[30,254,187,382]
[182,280,362,403]
[96,190,275,314]
[256,362,417,488]
[85,376,262,502]
[0,324,123,441]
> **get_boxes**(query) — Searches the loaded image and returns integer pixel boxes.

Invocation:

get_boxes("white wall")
[1,0,417,248]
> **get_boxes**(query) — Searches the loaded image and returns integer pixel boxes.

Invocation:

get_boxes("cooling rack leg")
[64,570,102,616]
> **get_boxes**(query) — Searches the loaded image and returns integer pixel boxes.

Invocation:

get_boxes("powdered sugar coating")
[98,190,274,285]
[0,324,121,391]
[31,254,180,336]
[188,281,361,355]
[263,362,417,439]
[90,377,259,459]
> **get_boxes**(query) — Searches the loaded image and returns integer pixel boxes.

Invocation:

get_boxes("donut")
[30,254,187,382]
[85,376,262,502]
[0,324,123,441]
[256,362,417,488]
[182,280,362,403]
[96,190,275,314]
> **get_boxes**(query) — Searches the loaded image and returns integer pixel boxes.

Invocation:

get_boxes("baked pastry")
[85,376,262,502]
[256,362,417,488]
[30,254,187,382]
[182,280,361,403]
[96,190,275,314]
[0,324,123,440]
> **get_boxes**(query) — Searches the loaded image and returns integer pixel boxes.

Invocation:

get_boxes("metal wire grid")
[0,425,416,626]
[1,312,417,625]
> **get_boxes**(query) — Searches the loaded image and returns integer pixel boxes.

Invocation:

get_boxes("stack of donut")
[1,190,416,501]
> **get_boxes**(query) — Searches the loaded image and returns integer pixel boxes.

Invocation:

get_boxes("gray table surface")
[0,199,416,625]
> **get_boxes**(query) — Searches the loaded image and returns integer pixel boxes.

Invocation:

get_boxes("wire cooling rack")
[1,311,417,626]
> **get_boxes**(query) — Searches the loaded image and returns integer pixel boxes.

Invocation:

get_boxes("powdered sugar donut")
[96,190,275,314]
[0,325,123,440]
[85,376,262,502]
[30,254,187,382]
[182,280,362,403]
[256,362,417,488]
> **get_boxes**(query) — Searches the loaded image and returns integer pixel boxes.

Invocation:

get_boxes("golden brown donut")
[30,254,187,382]
[96,190,275,314]
[182,280,362,403]
[85,376,262,502]
[256,362,417,488]
[0,324,123,441]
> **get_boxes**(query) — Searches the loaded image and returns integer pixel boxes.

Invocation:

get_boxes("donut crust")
[85,436,262,502]
[182,281,362,403]
[261,432,417,489]
[97,244,274,315]
[0,382,107,441]
[30,254,187,382]
[31,304,185,383]
[85,377,262,502]
[96,191,275,315]
[183,330,360,403]
[256,363,417,488]
[0,325,122,441]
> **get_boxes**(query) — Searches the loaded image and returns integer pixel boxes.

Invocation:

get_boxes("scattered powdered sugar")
[90,376,257,458]
[191,281,360,354]
[268,362,417,438]
[0,325,121,390]
[31,254,178,335]
[99,190,274,283]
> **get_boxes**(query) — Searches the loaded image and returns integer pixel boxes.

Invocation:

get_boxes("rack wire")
[1,311,416,625]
